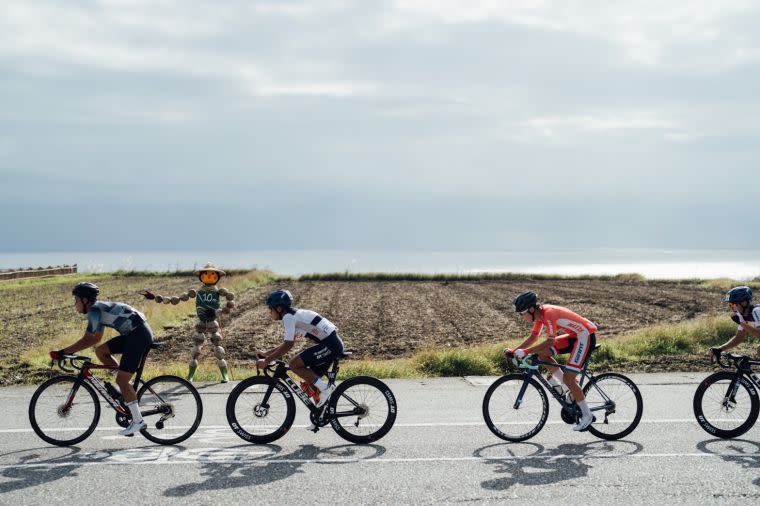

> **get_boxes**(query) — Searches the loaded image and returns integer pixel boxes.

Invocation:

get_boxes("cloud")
[1,1,760,252]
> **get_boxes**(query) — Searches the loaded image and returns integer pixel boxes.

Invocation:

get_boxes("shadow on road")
[474,439,644,490]
[696,438,760,488]
[0,444,188,493]
[163,443,386,497]
[0,446,90,493]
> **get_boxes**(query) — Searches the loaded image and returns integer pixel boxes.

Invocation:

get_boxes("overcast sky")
[2,0,759,252]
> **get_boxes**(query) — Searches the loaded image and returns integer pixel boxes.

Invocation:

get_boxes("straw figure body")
[141,262,235,382]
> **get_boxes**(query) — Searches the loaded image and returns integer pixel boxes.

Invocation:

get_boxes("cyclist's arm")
[62,331,104,354]
[739,322,760,339]
[714,328,748,352]
[514,335,539,350]
[258,340,294,364]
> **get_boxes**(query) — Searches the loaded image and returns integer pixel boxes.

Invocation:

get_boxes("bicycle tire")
[583,372,643,440]
[328,376,397,444]
[137,375,203,445]
[226,376,295,444]
[693,370,760,439]
[482,374,549,442]
[29,375,100,446]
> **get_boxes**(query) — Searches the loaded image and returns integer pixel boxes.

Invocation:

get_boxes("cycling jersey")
[530,304,598,339]
[732,305,760,330]
[282,309,337,343]
[86,301,147,335]
[531,304,598,373]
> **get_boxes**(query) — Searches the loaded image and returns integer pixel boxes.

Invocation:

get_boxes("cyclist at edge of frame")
[505,291,598,432]
[709,285,760,358]
[50,282,154,436]
[257,290,346,420]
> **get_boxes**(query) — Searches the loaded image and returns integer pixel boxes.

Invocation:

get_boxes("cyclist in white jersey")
[710,286,760,357]
[52,282,154,436]
[257,290,345,409]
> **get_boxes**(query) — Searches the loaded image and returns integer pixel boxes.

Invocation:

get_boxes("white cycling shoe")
[573,413,595,432]
[120,420,147,437]
[314,384,335,408]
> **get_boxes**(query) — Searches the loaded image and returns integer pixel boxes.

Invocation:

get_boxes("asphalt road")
[1,373,758,505]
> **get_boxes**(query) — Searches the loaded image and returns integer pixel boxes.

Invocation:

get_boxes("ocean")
[1,249,759,280]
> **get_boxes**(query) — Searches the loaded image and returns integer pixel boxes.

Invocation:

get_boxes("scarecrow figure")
[141,262,235,382]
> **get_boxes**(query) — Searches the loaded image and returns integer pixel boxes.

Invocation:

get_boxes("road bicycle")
[226,352,397,444]
[482,345,643,442]
[28,343,203,446]
[693,350,760,439]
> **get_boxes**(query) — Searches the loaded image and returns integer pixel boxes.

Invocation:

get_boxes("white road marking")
[0,419,711,434]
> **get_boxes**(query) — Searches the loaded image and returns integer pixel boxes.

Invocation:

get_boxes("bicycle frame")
[714,353,760,401]
[260,359,341,417]
[512,354,616,420]
[257,357,368,425]
[54,352,169,421]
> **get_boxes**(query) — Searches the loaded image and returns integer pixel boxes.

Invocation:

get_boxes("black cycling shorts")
[106,322,154,373]
[298,331,345,376]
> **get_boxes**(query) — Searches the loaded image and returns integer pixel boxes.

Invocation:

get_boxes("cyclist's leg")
[562,333,595,402]
[290,333,343,385]
[542,334,572,378]
[290,343,333,384]
[115,324,153,403]
[99,335,124,369]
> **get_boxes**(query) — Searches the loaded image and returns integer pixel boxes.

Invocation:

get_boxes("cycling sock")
[552,368,564,383]
[126,400,144,424]
[313,378,329,391]
[578,399,592,418]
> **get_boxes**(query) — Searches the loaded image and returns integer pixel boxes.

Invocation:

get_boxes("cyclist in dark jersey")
[710,286,760,357]
[52,282,154,436]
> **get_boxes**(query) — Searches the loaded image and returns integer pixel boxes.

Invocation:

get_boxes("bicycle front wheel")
[583,372,643,440]
[28,375,100,446]
[328,376,397,444]
[137,375,203,445]
[693,371,760,439]
[226,376,295,444]
[482,374,549,442]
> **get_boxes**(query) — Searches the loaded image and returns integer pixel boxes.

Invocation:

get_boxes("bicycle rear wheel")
[28,375,100,446]
[137,375,203,445]
[226,376,296,444]
[328,376,397,444]
[583,372,643,440]
[693,371,760,439]
[482,374,549,442]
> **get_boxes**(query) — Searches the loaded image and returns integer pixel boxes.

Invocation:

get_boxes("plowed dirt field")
[154,278,724,364]
[1,275,732,384]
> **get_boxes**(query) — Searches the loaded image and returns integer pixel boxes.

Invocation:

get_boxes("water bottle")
[300,381,321,403]
[105,382,122,401]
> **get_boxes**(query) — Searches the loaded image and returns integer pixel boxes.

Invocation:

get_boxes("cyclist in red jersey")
[505,291,597,431]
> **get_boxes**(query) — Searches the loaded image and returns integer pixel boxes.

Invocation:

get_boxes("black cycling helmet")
[724,286,753,304]
[266,289,293,308]
[513,291,539,313]
[72,282,99,301]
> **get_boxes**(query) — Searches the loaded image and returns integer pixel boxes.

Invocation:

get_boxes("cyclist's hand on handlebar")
[50,350,65,360]
[514,349,527,360]
[503,347,515,358]
[255,358,269,370]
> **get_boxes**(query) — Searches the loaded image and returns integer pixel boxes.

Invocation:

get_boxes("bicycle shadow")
[0,446,90,493]
[474,440,644,490]
[0,444,188,493]
[163,443,386,497]
[696,439,760,487]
